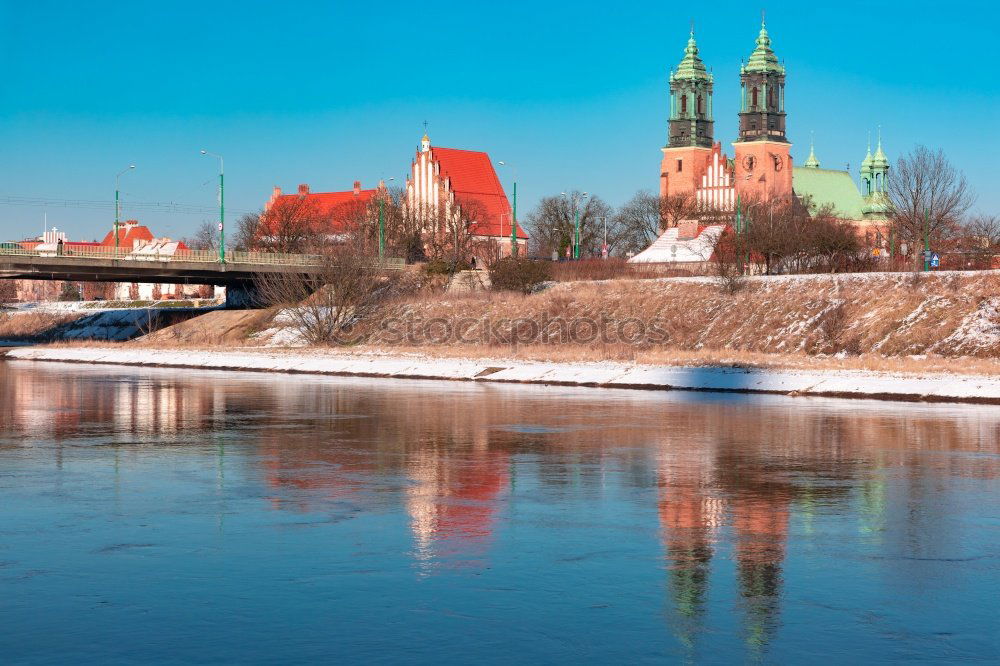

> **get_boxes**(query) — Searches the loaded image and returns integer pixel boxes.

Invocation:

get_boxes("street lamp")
[201,150,224,262]
[378,177,394,261]
[561,191,588,259]
[115,165,136,255]
[498,161,518,257]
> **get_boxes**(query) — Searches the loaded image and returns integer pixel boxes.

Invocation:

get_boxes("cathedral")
[659,20,891,233]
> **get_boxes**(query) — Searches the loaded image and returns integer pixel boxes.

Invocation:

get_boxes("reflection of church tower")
[659,28,715,204]
[732,494,789,652]
[657,452,724,651]
[733,18,793,200]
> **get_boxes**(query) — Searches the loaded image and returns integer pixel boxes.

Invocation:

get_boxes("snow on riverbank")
[6,346,1000,404]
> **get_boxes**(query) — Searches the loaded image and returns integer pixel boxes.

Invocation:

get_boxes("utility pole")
[561,191,587,259]
[574,204,581,259]
[378,196,385,261]
[115,165,135,256]
[923,208,930,271]
[201,150,224,263]
[602,216,608,259]
[499,162,518,257]
[735,195,743,274]
[511,180,518,257]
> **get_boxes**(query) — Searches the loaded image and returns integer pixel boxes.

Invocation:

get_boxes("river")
[0,360,997,664]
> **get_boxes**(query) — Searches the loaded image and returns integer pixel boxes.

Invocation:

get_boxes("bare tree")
[258,197,328,253]
[525,191,614,259]
[0,279,16,305]
[711,227,746,294]
[614,191,662,257]
[956,214,1000,269]
[230,213,262,252]
[659,192,701,229]
[888,145,975,268]
[183,221,219,251]
[255,238,399,345]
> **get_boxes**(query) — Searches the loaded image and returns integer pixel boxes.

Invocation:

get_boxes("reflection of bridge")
[0,246,405,306]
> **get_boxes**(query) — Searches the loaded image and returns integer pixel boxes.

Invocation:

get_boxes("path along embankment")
[6,346,1000,405]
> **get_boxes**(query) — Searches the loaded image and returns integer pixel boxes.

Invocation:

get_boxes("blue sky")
[1,0,997,242]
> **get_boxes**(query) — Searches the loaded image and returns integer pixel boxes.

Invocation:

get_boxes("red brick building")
[406,133,527,259]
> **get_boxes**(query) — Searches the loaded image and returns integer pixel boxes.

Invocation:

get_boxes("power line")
[0,195,255,216]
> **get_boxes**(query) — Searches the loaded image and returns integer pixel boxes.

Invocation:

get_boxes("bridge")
[0,246,405,306]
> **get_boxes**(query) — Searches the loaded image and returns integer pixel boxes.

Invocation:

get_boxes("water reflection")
[1,361,998,663]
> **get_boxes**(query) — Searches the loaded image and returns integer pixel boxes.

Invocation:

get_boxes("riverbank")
[6,346,1000,404]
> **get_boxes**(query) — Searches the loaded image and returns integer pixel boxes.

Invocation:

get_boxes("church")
[658,20,891,233]
[405,133,527,258]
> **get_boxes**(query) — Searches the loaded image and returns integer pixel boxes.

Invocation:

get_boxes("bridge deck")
[0,248,404,285]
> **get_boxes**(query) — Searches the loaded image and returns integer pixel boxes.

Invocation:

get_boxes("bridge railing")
[0,244,406,269]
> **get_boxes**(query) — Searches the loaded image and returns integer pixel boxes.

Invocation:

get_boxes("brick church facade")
[658,21,890,234]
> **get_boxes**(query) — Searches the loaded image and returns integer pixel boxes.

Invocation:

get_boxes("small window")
[676,159,683,172]
[681,95,688,114]
[752,87,759,109]
[697,95,703,115]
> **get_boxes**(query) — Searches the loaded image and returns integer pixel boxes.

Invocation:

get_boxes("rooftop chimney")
[297,184,309,195]
[353,180,361,195]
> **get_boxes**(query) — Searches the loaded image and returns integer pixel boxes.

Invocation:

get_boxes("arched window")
[697,95,703,115]
[768,87,774,108]
[681,94,688,115]
[863,178,871,196]
[752,87,759,109]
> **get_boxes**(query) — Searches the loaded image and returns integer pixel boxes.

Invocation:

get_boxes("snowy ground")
[6,346,1000,404]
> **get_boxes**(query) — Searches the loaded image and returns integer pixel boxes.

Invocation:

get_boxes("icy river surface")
[1,360,998,664]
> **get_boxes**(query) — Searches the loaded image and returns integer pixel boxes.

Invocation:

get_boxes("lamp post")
[923,207,930,272]
[498,161,518,257]
[561,191,588,259]
[201,150,224,263]
[115,165,135,256]
[378,177,394,261]
[602,216,608,259]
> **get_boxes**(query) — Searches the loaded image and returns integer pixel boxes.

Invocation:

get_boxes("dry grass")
[370,271,1000,358]
[549,258,693,282]
[23,271,1000,376]
[0,311,81,339]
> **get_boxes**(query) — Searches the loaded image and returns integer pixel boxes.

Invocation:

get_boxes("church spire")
[743,15,785,74]
[861,132,874,173]
[667,25,714,148]
[872,126,888,167]
[862,128,891,219]
[737,17,788,143]
[804,132,820,168]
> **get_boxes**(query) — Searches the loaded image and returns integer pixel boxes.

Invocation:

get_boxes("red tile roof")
[432,147,528,239]
[264,189,377,235]
[100,222,155,247]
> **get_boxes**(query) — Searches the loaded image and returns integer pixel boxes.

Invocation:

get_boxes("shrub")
[423,259,472,275]
[58,281,81,302]
[488,257,552,294]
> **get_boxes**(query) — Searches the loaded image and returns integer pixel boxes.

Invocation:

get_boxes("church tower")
[668,29,714,148]
[862,130,892,219]
[660,28,715,206]
[733,18,793,201]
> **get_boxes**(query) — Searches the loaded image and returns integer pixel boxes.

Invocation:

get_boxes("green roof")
[672,30,711,82]
[744,21,784,74]
[792,167,866,220]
